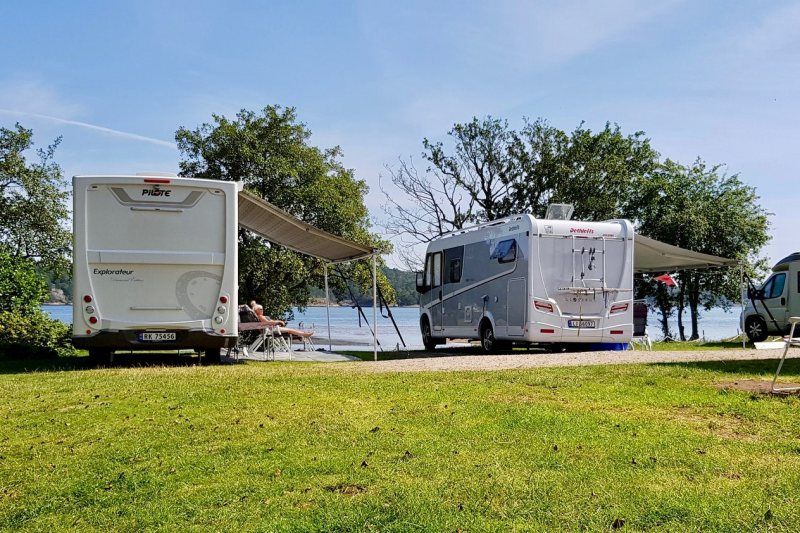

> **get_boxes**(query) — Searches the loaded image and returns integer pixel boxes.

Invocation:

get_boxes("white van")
[72,175,240,361]
[741,252,800,342]
[416,213,634,351]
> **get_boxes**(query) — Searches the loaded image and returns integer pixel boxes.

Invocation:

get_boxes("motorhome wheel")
[420,317,438,351]
[745,316,768,343]
[480,322,496,353]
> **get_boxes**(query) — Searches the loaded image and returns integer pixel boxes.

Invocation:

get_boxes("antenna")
[545,203,574,220]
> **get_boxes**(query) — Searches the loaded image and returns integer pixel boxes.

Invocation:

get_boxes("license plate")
[568,320,597,328]
[139,332,176,341]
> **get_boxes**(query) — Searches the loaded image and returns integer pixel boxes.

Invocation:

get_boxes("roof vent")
[544,204,574,220]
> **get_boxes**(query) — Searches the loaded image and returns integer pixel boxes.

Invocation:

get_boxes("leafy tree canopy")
[0,124,71,272]
[176,106,393,318]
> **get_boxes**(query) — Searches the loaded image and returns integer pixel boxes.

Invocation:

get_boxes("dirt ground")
[351,347,792,374]
[716,379,800,396]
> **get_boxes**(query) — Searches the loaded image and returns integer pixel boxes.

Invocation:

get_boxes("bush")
[0,246,48,312]
[0,309,75,358]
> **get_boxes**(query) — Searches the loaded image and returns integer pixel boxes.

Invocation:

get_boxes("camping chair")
[771,316,800,393]
[628,300,652,351]
[228,305,294,361]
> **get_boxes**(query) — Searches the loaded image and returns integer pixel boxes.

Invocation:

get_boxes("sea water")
[44,304,743,347]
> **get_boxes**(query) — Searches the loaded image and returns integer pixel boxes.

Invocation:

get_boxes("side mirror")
[415,272,426,293]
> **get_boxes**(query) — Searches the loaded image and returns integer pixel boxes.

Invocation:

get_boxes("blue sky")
[1,1,798,267]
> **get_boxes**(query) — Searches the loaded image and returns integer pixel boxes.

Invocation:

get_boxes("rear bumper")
[72,330,236,351]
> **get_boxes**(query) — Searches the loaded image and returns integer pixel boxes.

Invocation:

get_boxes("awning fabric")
[634,234,736,273]
[237,190,374,262]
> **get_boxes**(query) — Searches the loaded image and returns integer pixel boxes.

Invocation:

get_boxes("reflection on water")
[43,303,743,348]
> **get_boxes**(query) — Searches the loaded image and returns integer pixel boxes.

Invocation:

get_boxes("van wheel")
[745,316,768,343]
[421,318,438,351]
[480,322,496,354]
[203,348,222,364]
[88,349,111,366]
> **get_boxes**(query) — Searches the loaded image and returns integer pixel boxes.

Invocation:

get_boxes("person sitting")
[251,302,313,338]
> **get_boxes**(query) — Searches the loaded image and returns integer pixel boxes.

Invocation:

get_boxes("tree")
[176,106,393,318]
[382,116,659,268]
[632,160,769,339]
[0,124,71,272]
[0,245,47,313]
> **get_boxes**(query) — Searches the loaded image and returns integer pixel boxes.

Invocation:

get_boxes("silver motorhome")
[742,252,800,342]
[416,214,634,351]
[72,175,240,361]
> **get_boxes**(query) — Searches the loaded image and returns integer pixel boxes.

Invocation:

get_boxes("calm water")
[44,304,743,347]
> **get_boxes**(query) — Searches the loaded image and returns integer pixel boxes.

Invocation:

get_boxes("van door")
[760,272,788,331]
[425,252,442,333]
[507,278,526,336]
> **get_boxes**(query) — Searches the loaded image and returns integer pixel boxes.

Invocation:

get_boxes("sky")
[1,0,798,268]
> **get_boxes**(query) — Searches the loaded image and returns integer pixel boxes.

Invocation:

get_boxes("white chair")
[772,316,800,393]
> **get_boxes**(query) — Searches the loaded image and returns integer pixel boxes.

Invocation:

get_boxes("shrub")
[0,246,48,312]
[0,309,75,358]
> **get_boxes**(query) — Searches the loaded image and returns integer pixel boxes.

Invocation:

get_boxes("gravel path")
[349,347,788,374]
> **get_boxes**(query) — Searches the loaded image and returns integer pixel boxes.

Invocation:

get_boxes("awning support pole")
[372,254,378,361]
[324,262,332,352]
[740,264,746,349]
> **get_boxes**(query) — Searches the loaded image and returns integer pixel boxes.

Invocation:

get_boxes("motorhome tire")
[480,322,496,353]
[203,348,222,364]
[745,316,768,343]
[88,349,111,366]
[421,317,439,351]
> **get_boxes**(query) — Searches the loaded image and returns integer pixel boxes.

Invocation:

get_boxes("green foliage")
[0,245,47,312]
[0,123,71,272]
[0,309,74,358]
[381,267,418,306]
[633,160,770,339]
[176,106,393,318]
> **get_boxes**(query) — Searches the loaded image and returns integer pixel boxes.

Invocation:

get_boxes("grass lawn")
[1,354,799,531]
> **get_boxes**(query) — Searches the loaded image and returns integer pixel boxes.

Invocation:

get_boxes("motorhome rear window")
[490,239,517,263]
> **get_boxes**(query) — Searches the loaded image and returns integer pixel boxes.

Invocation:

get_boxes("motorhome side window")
[764,273,786,298]
[490,239,517,264]
[445,246,464,284]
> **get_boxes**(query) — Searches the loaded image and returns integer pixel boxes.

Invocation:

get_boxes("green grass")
[1,354,799,531]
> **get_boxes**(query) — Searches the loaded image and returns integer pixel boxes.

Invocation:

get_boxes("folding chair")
[772,316,800,393]
[628,300,652,351]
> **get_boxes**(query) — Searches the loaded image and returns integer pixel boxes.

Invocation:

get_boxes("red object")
[610,330,624,335]
[534,300,554,313]
[219,296,228,304]
[86,329,91,335]
[610,303,629,314]
[144,178,171,184]
[220,328,226,334]
[88,316,98,324]
[654,273,677,287]
[540,328,555,334]
[83,295,92,303]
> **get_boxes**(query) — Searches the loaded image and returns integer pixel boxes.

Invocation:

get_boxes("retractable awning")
[237,190,374,262]
[634,234,736,273]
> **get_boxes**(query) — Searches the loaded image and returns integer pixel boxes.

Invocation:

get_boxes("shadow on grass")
[653,357,800,377]
[0,351,210,375]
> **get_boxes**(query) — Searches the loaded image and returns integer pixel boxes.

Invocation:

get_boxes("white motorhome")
[741,253,800,342]
[416,213,634,351]
[72,175,240,362]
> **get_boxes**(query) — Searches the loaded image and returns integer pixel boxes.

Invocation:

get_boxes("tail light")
[534,300,554,313]
[610,330,624,335]
[219,296,228,304]
[83,295,92,303]
[144,178,171,184]
[540,328,555,334]
[89,316,98,324]
[610,302,629,314]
